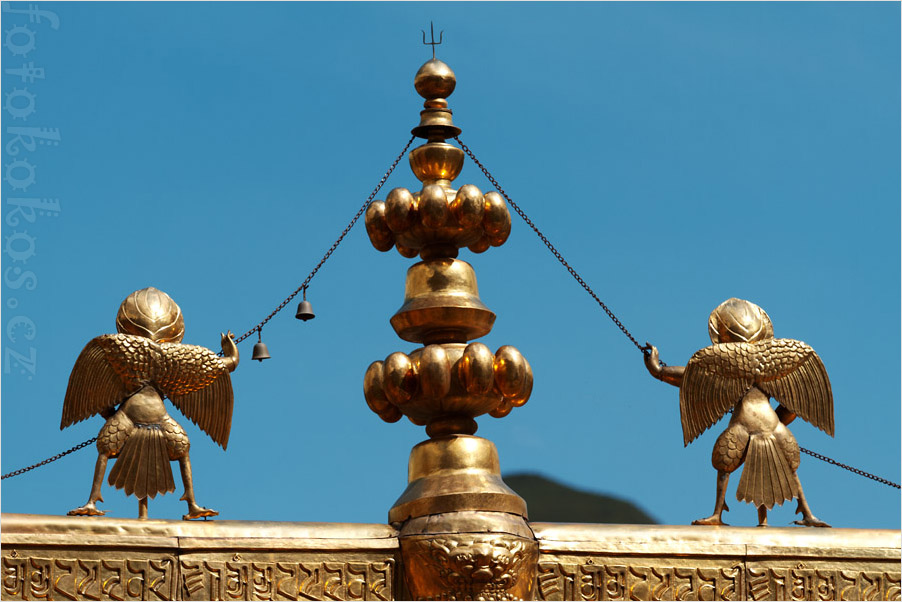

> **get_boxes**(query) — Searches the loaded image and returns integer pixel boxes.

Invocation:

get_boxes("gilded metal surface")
[391,258,495,344]
[366,59,512,261]
[409,143,465,185]
[531,523,901,601]
[389,437,527,523]
[411,59,461,139]
[3,514,898,601]
[61,287,239,520]
[645,298,834,527]
[402,535,537,600]
[400,512,538,601]
[1,513,400,601]
[364,56,537,600]
[366,186,512,260]
[366,343,532,437]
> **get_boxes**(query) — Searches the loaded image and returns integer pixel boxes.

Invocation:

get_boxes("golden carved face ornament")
[115,287,185,343]
[707,297,773,344]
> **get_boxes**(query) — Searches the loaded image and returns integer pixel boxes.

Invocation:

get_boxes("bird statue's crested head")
[116,287,185,343]
[708,298,773,344]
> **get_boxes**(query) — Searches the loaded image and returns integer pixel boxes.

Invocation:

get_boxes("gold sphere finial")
[415,59,456,101]
[116,286,185,343]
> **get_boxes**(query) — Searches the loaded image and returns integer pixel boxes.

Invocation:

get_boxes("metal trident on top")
[422,21,443,59]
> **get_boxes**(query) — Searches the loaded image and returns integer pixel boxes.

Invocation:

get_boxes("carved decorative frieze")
[179,559,395,601]
[1,553,396,601]
[534,561,902,601]
[2,554,179,601]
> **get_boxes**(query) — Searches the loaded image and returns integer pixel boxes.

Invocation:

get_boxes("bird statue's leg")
[692,470,730,526]
[757,506,768,527]
[791,475,830,527]
[138,497,148,519]
[177,455,218,520]
[68,453,109,516]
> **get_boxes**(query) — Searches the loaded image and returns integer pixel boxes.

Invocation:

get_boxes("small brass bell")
[252,328,270,362]
[295,286,315,321]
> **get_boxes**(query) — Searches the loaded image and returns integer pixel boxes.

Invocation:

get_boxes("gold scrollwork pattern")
[535,562,902,602]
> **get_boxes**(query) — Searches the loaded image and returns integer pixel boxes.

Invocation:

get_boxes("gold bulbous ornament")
[418,345,452,400]
[364,201,394,253]
[458,342,495,395]
[383,351,418,406]
[414,58,456,100]
[385,187,417,233]
[364,183,513,260]
[418,184,451,229]
[364,343,532,438]
[483,191,512,246]
[450,184,485,228]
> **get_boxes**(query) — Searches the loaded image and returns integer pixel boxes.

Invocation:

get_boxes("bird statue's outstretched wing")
[157,343,233,449]
[680,342,755,446]
[755,338,834,437]
[61,334,158,429]
[680,338,833,446]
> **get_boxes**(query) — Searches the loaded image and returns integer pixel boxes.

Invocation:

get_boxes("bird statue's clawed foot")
[793,516,830,528]
[68,501,106,517]
[183,502,218,521]
[793,500,830,527]
[692,515,728,526]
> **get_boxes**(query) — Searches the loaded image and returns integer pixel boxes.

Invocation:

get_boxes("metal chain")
[455,136,902,491]
[0,136,417,481]
[1,438,97,480]
[454,136,648,355]
[801,447,900,489]
[232,135,416,346]
[5,137,898,494]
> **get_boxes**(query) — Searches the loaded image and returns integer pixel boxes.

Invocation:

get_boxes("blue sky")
[2,2,899,529]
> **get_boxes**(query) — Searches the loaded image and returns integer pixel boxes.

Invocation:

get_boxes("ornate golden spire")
[362,56,538,600]
[363,57,530,440]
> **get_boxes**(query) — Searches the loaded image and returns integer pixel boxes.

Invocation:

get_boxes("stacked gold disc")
[364,59,533,440]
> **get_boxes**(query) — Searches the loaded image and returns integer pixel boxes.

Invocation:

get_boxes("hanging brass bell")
[252,328,270,361]
[295,299,315,321]
[296,286,315,321]
[252,341,270,361]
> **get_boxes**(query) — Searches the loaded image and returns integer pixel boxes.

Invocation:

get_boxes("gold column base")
[400,511,538,601]
[390,436,538,598]
[389,435,527,524]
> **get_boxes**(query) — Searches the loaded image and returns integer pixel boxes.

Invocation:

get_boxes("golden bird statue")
[61,287,239,520]
[644,298,833,527]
